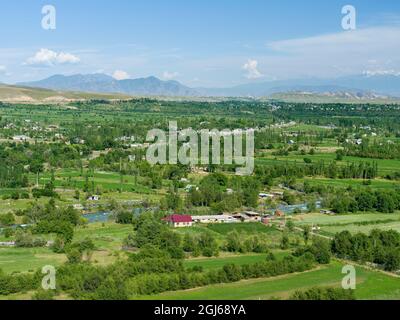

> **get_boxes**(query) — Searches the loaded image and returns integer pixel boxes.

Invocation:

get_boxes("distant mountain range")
[17,73,400,99]
[19,74,197,97]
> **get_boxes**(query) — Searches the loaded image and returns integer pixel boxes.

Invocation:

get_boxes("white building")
[13,135,30,142]
[87,195,100,201]
[192,215,238,224]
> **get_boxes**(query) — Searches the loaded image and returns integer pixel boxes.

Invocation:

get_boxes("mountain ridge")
[17,73,400,99]
[19,74,198,97]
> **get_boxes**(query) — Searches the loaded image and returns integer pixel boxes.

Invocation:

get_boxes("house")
[244,211,261,217]
[73,204,84,210]
[234,211,261,222]
[184,185,198,192]
[192,215,237,224]
[0,241,16,247]
[163,214,193,228]
[73,138,85,145]
[259,193,274,199]
[261,215,274,225]
[320,209,336,216]
[275,210,285,217]
[312,225,321,231]
[87,195,100,201]
[13,135,30,142]
[232,213,252,222]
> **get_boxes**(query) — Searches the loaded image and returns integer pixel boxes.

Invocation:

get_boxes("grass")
[136,260,400,300]
[303,177,400,190]
[0,247,66,274]
[256,152,400,176]
[0,222,132,274]
[323,221,400,235]
[183,252,288,271]
[74,222,133,250]
[295,212,400,226]
[207,223,277,235]
[294,212,400,235]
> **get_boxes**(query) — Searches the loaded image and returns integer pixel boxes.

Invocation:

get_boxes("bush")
[290,287,356,300]
[309,238,331,264]
[0,213,15,227]
[32,289,55,300]
[15,231,46,248]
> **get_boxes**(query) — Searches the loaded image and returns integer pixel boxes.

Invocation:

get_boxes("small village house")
[275,210,285,217]
[192,215,237,224]
[163,214,193,228]
[87,195,100,201]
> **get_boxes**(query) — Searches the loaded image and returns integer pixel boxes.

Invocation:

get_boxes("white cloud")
[25,48,80,66]
[163,71,179,80]
[363,69,400,77]
[263,26,400,78]
[0,65,11,76]
[112,70,130,80]
[242,59,263,79]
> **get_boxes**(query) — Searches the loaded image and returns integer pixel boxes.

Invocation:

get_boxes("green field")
[206,223,277,235]
[74,222,133,250]
[183,252,288,271]
[295,212,400,236]
[322,221,400,235]
[304,178,400,190]
[256,152,400,176]
[137,260,400,300]
[295,212,400,226]
[0,222,132,274]
[0,247,66,274]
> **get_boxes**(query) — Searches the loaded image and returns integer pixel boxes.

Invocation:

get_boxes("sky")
[1,0,400,87]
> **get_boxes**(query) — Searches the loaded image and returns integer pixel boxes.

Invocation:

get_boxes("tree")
[182,233,197,253]
[331,231,354,259]
[0,213,15,227]
[303,225,311,245]
[115,209,133,224]
[66,248,82,264]
[383,248,400,271]
[310,238,331,264]
[375,191,396,213]
[280,233,290,250]
[226,230,241,252]
[283,191,296,205]
[32,289,55,300]
[355,191,376,212]
[307,202,316,213]
[198,232,219,257]
[291,287,355,300]
[336,149,345,161]
[286,220,295,232]
[162,192,183,212]
[222,264,242,282]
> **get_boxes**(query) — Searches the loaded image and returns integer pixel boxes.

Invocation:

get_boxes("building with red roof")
[163,214,193,228]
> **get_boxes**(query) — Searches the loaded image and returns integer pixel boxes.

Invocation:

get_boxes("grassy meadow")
[138,260,400,300]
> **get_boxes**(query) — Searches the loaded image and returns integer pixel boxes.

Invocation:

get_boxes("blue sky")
[1,0,400,86]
